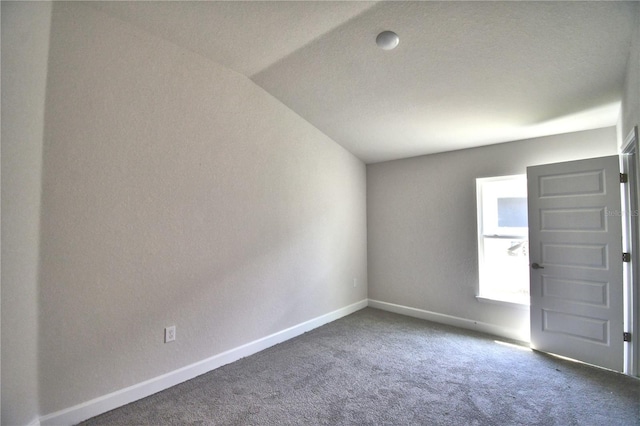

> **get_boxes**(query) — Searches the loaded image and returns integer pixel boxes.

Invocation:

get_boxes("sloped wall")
[38,3,367,415]
[1,2,52,425]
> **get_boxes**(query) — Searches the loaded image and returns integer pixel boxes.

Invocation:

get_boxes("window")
[476,175,529,305]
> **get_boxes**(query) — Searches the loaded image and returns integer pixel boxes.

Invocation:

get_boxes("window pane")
[482,237,529,303]
[497,197,528,228]
[477,175,530,304]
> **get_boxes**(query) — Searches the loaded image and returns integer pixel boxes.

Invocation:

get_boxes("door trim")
[621,125,639,377]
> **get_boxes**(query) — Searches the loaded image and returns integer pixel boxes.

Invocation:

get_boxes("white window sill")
[476,295,530,309]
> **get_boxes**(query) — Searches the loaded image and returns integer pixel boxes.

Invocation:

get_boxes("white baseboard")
[39,299,368,426]
[367,299,529,342]
[27,417,41,426]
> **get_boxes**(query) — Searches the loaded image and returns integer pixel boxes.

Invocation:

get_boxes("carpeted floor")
[82,308,640,425]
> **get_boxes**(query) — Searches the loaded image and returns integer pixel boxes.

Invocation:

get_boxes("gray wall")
[620,8,640,143]
[38,3,366,415]
[1,2,52,425]
[367,127,618,340]
[619,6,640,376]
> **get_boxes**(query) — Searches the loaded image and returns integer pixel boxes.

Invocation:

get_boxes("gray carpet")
[82,308,640,425]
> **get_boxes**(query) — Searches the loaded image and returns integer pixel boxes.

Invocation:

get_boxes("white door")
[527,156,624,371]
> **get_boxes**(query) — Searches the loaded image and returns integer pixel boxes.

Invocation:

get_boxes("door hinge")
[620,173,628,183]
[623,332,632,342]
[623,252,631,262]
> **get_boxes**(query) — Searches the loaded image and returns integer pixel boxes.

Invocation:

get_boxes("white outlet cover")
[165,326,176,343]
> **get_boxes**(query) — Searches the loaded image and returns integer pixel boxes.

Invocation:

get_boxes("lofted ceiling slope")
[88,1,638,163]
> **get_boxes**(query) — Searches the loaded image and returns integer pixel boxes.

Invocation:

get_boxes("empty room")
[2,1,640,425]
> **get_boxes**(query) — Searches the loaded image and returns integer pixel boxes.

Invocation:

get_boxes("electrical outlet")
[353,278,358,288]
[165,326,176,343]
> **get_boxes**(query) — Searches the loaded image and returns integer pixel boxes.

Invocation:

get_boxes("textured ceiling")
[89,1,638,163]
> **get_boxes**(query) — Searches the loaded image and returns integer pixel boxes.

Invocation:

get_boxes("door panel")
[528,156,623,371]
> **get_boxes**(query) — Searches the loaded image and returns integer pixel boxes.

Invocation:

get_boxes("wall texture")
[38,3,366,415]
[367,127,618,341]
[620,7,640,144]
[618,5,640,377]
[1,2,52,425]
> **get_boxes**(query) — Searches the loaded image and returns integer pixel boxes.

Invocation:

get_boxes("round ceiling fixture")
[376,31,399,50]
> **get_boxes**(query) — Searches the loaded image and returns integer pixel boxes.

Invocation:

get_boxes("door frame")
[621,125,639,377]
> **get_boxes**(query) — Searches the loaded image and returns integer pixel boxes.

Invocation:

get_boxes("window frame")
[476,174,530,305]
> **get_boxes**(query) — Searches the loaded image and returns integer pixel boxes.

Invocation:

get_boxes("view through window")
[476,175,530,305]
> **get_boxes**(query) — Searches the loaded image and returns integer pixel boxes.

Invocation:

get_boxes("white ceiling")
[88,1,638,163]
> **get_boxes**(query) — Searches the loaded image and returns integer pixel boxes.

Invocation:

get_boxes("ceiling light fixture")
[376,31,399,50]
